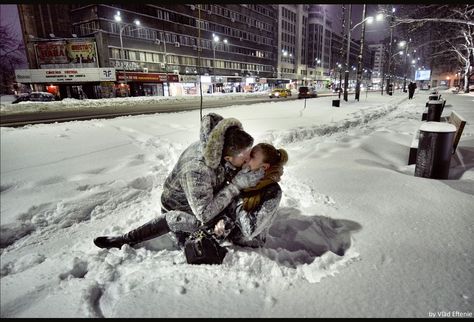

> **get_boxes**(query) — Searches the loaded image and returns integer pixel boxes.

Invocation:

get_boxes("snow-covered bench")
[408,111,467,165]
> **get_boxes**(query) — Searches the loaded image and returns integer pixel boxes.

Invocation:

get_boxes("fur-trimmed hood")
[200,113,242,169]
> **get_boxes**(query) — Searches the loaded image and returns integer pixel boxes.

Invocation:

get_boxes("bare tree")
[0,23,27,95]
[380,5,474,92]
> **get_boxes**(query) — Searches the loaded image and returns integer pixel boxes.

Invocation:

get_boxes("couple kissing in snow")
[94,112,288,253]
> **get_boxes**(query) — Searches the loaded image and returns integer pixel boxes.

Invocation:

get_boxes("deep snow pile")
[1,91,473,318]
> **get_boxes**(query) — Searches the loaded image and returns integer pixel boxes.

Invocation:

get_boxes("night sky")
[0,4,22,39]
[325,4,393,42]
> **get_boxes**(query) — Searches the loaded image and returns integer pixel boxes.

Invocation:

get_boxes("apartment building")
[16,4,278,97]
[276,4,309,88]
[16,4,377,98]
[369,43,385,88]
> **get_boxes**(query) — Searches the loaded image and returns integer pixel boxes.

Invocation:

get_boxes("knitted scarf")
[241,165,283,212]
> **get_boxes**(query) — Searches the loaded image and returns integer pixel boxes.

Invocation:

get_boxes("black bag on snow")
[184,229,228,265]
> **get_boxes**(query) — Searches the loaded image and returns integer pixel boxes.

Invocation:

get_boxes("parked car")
[11,93,30,104]
[12,92,56,104]
[269,88,290,98]
[297,86,318,99]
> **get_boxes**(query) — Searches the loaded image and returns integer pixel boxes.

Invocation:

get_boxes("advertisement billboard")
[35,41,69,64]
[35,40,98,67]
[415,70,431,81]
[66,41,97,64]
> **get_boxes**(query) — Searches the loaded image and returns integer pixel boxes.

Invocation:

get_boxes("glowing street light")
[114,11,141,96]
[211,33,228,93]
[347,4,384,101]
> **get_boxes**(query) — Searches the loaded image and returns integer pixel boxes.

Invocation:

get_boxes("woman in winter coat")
[214,143,289,248]
[93,113,265,249]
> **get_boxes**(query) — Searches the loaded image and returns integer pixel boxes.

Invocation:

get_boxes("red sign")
[36,42,69,64]
[117,72,179,82]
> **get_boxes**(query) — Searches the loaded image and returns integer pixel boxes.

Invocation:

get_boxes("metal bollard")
[414,122,456,179]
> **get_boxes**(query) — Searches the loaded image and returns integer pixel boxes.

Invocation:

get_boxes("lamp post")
[155,32,169,96]
[354,4,367,101]
[399,39,411,93]
[280,49,289,83]
[314,58,321,87]
[383,50,399,95]
[386,7,396,95]
[336,62,342,99]
[212,34,228,94]
[354,5,383,101]
[343,4,352,102]
[114,11,140,97]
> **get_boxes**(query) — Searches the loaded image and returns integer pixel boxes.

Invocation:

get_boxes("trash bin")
[427,100,444,122]
[429,94,441,101]
[332,99,340,107]
[414,122,456,179]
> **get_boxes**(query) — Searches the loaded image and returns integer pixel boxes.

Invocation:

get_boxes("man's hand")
[231,167,265,190]
[214,219,226,236]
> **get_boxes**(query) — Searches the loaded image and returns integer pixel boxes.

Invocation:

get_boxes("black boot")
[94,217,171,249]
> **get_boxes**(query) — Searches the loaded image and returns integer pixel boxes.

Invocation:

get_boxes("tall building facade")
[16,4,378,98]
[72,4,279,96]
[369,43,385,88]
[16,4,279,98]
[307,5,332,85]
[276,4,309,86]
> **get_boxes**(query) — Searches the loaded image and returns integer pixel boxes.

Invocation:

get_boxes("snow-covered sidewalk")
[1,91,473,317]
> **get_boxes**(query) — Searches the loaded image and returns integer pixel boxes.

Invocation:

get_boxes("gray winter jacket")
[161,113,243,233]
[228,182,282,247]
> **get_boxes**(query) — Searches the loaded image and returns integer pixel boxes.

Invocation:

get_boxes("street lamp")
[280,49,289,80]
[315,58,321,80]
[385,7,396,95]
[154,34,169,96]
[398,38,411,92]
[114,11,140,96]
[212,34,228,94]
[345,5,384,101]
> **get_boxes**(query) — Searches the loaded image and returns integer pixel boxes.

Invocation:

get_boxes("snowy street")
[1,90,473,317]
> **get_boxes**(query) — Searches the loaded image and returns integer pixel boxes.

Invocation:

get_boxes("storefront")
[179,75,200,95]
[14,68,116,99]
[116,72,180,97]
[225,77,243,93]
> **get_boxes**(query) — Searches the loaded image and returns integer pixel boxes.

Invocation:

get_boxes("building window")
[111,48,121,59]
[127,50,137,61]
[146,52,153,62]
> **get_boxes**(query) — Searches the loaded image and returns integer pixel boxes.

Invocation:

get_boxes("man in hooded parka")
[94,113,264,249]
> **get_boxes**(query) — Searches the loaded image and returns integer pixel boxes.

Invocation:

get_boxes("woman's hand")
[214,219,226,236]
